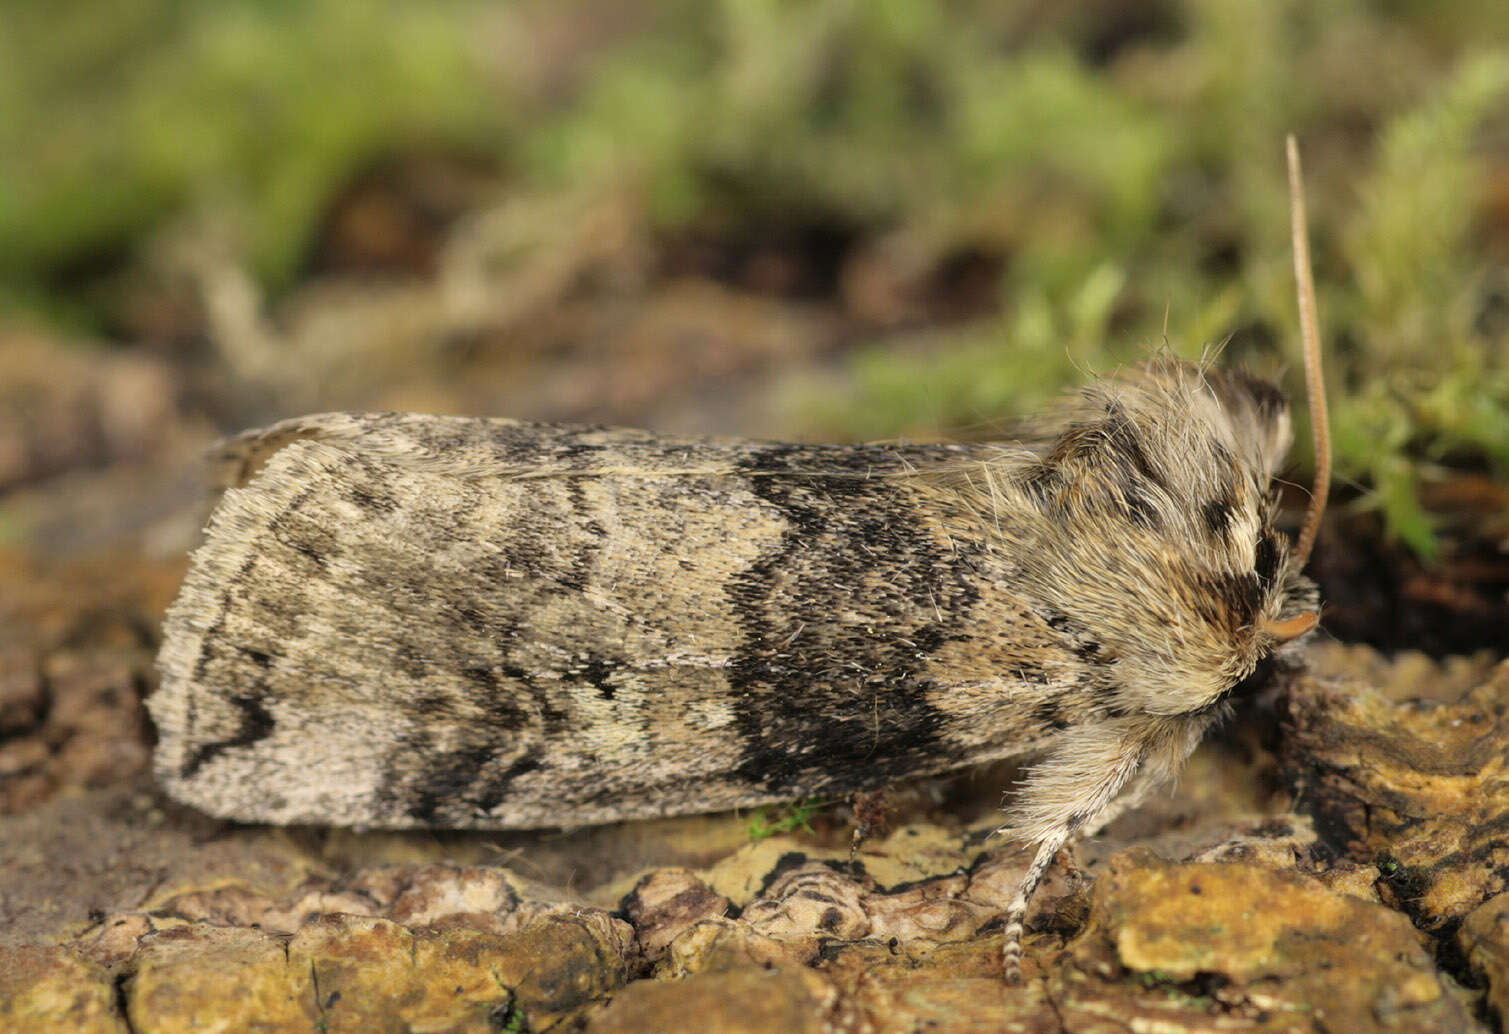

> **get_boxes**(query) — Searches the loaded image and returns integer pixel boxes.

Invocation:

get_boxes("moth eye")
[1254,530,1283,587]
[1250,380,1288,420]
[1225,370,1290,422]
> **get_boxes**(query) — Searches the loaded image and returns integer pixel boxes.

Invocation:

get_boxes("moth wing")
[207,412,368,491]
[153,416,1098,829]
[155,419,798,827]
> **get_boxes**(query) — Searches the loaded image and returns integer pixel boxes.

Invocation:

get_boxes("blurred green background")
[2,0,1508,562]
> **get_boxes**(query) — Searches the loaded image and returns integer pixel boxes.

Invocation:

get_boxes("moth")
[150,139,1329,982]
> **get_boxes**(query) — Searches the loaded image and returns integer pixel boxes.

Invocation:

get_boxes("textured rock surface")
[583,968,839,1034]
[0,946,129,1034]
[3,646,1508,1031]
[1283,655,1509,931]
[1061,855,1472,1032]
[1462,892,1509,1027]
[0,548,177,818]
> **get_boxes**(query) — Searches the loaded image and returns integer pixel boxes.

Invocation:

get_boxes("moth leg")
[1052,844,1086,889]
[848,788,894,860]
[1079,763,1168,837]
[1047,764,1169,893]
[1001,829,1078,985]
[999,757,1144,986]
[998,716,1204,984]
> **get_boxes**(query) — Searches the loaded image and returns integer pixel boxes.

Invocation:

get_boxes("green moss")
[1329,53,1509,554]
[803,260,1134,441]
[746,799,831,842]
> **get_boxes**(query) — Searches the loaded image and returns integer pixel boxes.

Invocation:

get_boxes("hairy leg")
[997,713,1211,983]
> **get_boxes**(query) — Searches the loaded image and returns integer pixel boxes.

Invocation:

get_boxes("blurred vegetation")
[2,0,1508,556]
[0,0,501,322]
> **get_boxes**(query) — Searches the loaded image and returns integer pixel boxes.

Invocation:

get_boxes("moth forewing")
[153,415,1097,829]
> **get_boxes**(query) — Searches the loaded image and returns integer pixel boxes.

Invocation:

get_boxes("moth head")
[1009,360,1320,718]
[1098,136,1329,717]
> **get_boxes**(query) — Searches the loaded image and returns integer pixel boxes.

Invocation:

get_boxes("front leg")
[1078,759,1180,838]
[997,712,1214,984]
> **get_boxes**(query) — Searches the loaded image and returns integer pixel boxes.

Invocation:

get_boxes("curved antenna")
[1287,134,1330,570]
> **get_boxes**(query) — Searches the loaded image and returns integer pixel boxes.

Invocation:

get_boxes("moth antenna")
[1287,134,1330,570]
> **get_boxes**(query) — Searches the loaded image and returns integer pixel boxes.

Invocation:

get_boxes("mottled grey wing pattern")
[152,413,1090,828]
